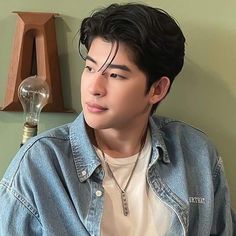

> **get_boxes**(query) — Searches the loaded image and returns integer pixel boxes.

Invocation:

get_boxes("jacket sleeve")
[0,179,43,236]
[210,156,236,236]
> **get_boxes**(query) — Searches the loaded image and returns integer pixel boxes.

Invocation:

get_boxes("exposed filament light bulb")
[18,75,49,146]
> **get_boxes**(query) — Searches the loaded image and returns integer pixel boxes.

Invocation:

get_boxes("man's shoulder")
[23,112,84,148]
[151,115,214,147]
[153,115,207,135]
[151,115,219,171]
[2,123,72,182]
[22,122,73,158]
[36,123,70,142]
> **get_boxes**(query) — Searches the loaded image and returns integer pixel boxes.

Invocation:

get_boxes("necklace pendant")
[121,191,129,216]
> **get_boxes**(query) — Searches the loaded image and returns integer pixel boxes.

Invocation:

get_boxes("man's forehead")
[88,37,136,68]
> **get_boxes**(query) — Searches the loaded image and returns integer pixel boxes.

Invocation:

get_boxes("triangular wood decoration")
[1,12,70,112]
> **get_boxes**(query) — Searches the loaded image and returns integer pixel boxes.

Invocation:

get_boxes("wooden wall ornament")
[1,12,69,112]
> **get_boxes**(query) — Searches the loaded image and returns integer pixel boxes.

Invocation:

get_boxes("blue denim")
[0,113,235,236]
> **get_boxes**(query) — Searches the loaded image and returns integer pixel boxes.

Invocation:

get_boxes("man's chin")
[84,116,109,130]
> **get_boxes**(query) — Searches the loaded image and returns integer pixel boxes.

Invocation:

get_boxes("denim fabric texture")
[0,112,235,236]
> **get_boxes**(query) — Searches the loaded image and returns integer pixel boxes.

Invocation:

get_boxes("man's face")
[81,37,154,130]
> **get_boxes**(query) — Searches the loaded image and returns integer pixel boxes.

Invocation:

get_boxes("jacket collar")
[149,115,170,164]
[70,112,170,182]
[69,112,101,182]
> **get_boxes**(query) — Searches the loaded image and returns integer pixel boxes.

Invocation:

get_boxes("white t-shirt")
[95,133,173,236]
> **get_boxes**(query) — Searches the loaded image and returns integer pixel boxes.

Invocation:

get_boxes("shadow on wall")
[159,25,236,210]
[55,15,85,113]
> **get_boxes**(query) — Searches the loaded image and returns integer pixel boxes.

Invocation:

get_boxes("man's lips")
[86,102,108,112]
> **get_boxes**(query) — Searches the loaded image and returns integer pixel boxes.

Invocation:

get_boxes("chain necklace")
[98,135,146,216]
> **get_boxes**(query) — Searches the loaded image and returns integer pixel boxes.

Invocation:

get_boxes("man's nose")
[88,73,106,97]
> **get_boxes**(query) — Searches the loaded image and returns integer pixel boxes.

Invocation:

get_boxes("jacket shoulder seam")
[212,156,224,185]
[8,133,70,185]
[158,118,207,136]
[0,179,41,224]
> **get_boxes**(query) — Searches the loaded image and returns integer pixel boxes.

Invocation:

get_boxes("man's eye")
[85,66,93,72]
[110,73,118,78]
[110,73,126,79]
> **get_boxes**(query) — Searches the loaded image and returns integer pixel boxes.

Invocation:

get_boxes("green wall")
[0,0,235,210]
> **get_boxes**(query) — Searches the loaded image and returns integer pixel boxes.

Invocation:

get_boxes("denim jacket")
[0,113,235,236]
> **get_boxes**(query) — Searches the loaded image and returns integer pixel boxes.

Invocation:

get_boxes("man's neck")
[92,120,149,158]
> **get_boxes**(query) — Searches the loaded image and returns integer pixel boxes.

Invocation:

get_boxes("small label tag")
[189,196,205,204]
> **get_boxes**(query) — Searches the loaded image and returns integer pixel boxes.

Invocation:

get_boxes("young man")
[0,3,235,236]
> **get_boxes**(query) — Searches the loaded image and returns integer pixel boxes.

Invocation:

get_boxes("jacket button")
[96,190,103,197]
[81,170,87,176]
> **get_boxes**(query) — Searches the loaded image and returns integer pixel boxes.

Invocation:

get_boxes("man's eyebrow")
[108,64,131,72]
[85,55,131,72]
[85,55,97,64]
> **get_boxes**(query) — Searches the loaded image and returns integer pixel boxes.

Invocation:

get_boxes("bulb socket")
[21,123,38,146]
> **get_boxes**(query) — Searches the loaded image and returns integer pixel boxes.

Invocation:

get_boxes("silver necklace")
[98,138,145,216]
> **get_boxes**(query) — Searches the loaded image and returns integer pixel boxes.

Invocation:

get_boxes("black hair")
[79,3,185,113]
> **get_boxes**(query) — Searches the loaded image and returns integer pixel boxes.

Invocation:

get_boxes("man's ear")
[149,76,171,105]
